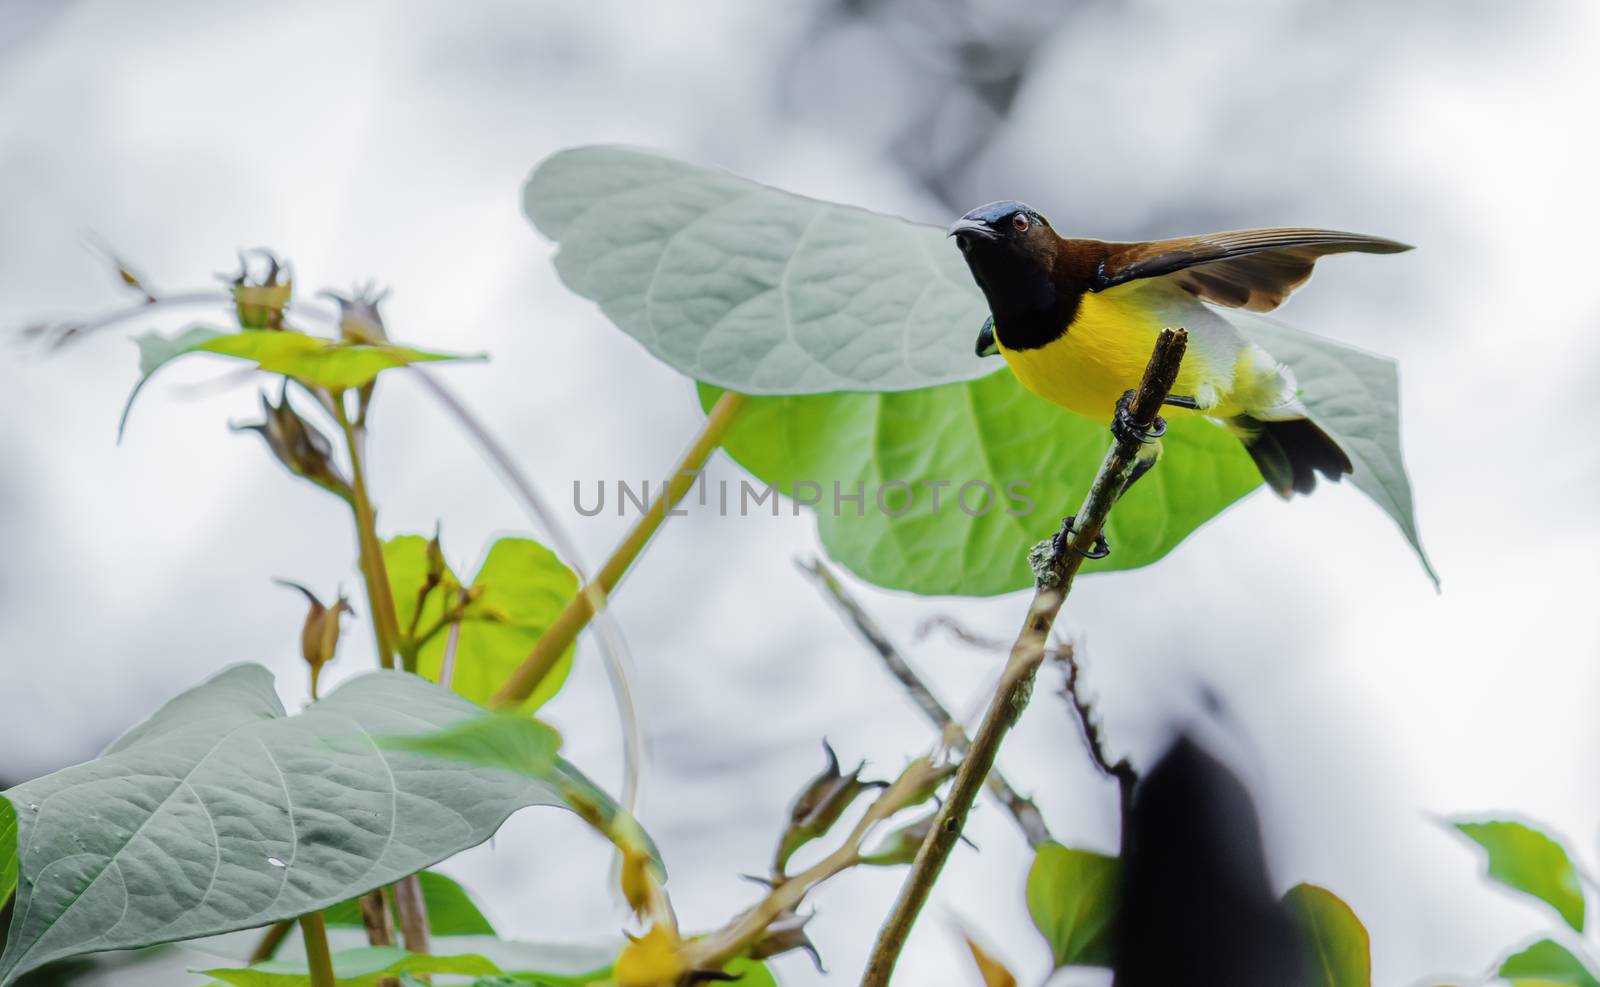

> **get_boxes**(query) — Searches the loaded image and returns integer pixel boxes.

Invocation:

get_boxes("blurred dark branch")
[1052,646,1137,844]
[859,327,1188,987]
[797,556,1052,849]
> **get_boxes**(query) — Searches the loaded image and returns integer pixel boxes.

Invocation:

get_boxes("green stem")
[488,391,748,708]
[299,912,336,987]
[334,397,404,671]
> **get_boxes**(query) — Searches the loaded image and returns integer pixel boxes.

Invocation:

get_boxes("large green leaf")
[1455,820,1586,932]
[1498,939,1600,987]
[121,327,479,437]
[701,377,1259,595]
[0,798,15,908]
[1237,314,1436,587]
[385,536,578,711]
[523,145,990,393]
[321,870,496,938]
[201,945,500,986]
[1025,843,1119,969]
[0,665,618,985]
[1283,884,1370,987]
[527,146,1430,593]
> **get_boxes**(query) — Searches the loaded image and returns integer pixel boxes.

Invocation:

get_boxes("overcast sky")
[2,1,1598,984]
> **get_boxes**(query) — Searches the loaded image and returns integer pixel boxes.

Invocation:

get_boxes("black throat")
[964,244,1084,352]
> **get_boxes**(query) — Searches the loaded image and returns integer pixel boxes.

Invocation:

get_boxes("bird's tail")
[1231,415,1352,498]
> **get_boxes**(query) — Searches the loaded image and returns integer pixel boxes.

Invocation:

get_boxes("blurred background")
[2,0,1598,983]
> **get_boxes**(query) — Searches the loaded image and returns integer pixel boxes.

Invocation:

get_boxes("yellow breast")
[995,284,1227,420]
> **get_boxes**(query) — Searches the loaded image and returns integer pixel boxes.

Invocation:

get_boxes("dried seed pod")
[234,383,353,500]
[276,580,352,699]
[320,281,390,344]
[773,741,886,875]
[219,248,293,331]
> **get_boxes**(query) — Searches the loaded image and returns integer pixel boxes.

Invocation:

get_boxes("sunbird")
[948,201,1410,497]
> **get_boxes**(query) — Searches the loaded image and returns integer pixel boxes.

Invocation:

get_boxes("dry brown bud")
[234,384,352,500]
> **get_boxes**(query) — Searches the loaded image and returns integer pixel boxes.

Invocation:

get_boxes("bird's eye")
[1012,213,1030,232]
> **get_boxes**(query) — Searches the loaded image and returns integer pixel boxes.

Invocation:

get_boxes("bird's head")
[948,200,1059,315]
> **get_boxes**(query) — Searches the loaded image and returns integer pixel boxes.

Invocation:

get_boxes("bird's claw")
[1112,389,1166,445]
[1051,515,1111,561]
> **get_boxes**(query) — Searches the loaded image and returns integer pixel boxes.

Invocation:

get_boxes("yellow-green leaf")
[1498,938,1600,987]
[120,327,479,437]
[1283,884,1370,987]
[1456,820,1586,932]
[200,945,500,986]
[386,535,579,711]
[1026,843,1119,968]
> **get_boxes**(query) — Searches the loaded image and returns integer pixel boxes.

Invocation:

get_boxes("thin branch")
[248,919,293,964]
[334,399,403,671]
[488,389,749,709]
[682,758,941,972]
[859,328,1189,987]
[359,888,396,948]
[298,912,337,987]
[1054,645,1137,841]
[392,873,431,956]
[403,365,650,810]
[797,556,1052,849]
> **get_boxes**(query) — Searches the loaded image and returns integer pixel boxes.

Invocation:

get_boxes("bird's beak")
[946,217,998,241]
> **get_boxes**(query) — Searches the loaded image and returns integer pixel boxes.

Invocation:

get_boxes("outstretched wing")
[1087,228,1411,312]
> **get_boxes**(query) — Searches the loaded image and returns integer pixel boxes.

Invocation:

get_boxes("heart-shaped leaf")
[201,945,500,986]
[121,328,480,438]
[701,378,1259,595]
[1455,819,1586,932]
[0,665,622,985]
[1283,884,1370,987]
[1026,843,1119,969]
[385,535,578,711]
[1498,938,1600,987]
[322,870,495,938]
[524,145,991,394]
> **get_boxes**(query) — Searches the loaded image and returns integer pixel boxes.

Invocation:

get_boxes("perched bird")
[948,202,1410,497]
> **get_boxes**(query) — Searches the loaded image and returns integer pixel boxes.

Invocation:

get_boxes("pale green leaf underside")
[202,945,500,986]
[0,665,617,985]
[1283,883,1371,987]
[385,536,578,711]
[524,145,992,393]
[702,375,1260,595]
[1026,843,1120,969]
[1236,315,1436,588]
[121,328,480,438]
[1498,938,1600,987]
[1456,819,1586,932]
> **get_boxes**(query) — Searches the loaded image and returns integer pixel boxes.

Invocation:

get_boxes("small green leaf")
[1026,843,1119,968]
[702,378,1259,595]
[524,145,991,394]
[1455,820,1586,932]
[385,536,579,711]
[321,870,497,937]
[0,796,16,907]
[721,957,778,987]
[1498,938,1600,987]
[200,945,500,986]
[1283,884,1370,987]
[120,327,479,438]
[0,665,623,986]
[380,713,562,779]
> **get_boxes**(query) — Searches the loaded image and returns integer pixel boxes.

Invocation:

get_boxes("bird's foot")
[1051,515,1111,561]
[1112,389,1166,445]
